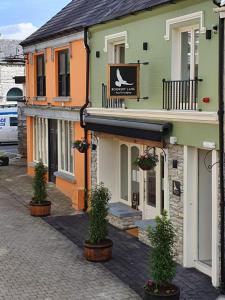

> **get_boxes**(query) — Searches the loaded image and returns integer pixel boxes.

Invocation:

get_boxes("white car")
[0,105,18,143]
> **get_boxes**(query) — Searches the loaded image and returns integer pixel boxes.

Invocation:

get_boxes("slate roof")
[21,0,171,47]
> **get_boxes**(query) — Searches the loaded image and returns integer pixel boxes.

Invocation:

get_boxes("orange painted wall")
[25,38,87,210]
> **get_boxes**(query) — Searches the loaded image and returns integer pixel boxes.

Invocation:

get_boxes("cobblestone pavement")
[45,214,221,300]
[0,159,76,216]
[0,167,140,299]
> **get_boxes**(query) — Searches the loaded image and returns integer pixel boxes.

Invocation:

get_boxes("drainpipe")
[81,27,90,211]
[218,15,225,293]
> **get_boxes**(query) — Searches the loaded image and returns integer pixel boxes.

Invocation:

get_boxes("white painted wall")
[98,138,120,201]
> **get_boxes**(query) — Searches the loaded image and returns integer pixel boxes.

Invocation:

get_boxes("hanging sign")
[107,64,140,99]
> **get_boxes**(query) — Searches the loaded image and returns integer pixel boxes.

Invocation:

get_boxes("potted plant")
[30,160,51,217]
[134,150,158,171]
[84,183,113,262]
[144,210,180,300]
[73,139,89,153]
[0,154,9,166]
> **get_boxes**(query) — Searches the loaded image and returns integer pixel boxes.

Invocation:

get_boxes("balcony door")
[179,26,199,81]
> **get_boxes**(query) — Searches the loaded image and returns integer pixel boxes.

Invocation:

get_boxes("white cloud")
[0,23,38,40]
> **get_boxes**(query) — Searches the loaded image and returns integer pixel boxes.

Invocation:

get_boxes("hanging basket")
[134,152,159,171]
[73,140,89,153]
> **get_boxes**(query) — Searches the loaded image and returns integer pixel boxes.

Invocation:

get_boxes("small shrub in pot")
[144,210,180,300]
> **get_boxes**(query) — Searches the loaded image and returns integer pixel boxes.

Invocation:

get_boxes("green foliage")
[32,160,47,204]
[88,183,111,244]
[148,210,176,287]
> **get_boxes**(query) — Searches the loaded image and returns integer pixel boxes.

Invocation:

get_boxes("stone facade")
[107,213,142,230]
[0,64,24,102]
[91,146,98,189]
[138,228,151,247]
[17,103,27,157]
[168,144,184,264]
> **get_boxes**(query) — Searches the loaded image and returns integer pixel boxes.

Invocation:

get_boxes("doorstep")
[107,202,142,230]
[135,219,156,246]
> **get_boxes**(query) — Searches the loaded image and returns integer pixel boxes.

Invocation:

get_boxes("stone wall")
[17,103,27,157]
[91,134,98,189]
[0,64,24,101]
[168,144,184,264]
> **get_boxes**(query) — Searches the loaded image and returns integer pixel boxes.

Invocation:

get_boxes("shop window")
[120,144,128,201]
[58,120,74,174]
[36,54,46,96]
[58,50,70,97]
[33,117,48,165]
[146,169,156,207]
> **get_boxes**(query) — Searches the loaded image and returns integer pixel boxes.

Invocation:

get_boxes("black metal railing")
[162,78,202,111]
[102,84,125,108]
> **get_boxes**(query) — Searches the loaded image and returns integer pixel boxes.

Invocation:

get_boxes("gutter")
[81,27,90,212]
[218,15,225,294]
[214,3,225,292]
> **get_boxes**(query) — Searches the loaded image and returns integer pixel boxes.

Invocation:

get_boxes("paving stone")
[0,161,140,300]
[45,214,221,300]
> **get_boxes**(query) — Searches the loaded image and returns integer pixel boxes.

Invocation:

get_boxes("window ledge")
[53,97,71,102]
[54,171,76,183]
[32,96,47,101]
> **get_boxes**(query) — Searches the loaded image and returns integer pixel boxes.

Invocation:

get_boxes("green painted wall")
[89,0,219,149]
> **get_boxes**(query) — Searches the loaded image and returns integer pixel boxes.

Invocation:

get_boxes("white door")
[143,149,164,220]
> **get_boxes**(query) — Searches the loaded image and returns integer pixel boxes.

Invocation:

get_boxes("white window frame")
[164,11,206,41]
[57,120,74,175]
[33,117,48,166]
[103,31,128,63]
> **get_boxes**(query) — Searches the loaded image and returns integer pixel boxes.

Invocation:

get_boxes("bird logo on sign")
[115,69,134,87]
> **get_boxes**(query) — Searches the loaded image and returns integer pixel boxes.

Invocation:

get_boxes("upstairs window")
[36,55,46,97]
[58,50,70,97]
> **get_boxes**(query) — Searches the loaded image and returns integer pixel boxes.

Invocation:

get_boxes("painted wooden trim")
[211,150,220,287]
[103,31,129,53]
[23,31,84,53]
[86,108,218,124]
[95,132,164,148]
[164,11,206,41]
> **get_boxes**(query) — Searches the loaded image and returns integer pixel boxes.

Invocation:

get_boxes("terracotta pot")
[84,239,113,262]
[30,201,51,217]
[144,285,180,300]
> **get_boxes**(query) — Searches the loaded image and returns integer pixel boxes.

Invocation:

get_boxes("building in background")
[0,39,26,156]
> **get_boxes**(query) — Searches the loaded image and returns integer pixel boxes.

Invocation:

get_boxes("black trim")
[85,116,172,141]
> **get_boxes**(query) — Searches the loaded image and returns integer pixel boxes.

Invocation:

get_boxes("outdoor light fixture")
[96,51,100,58]
[143,42,148,51]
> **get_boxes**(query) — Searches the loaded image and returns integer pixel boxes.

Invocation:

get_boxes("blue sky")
[0,0,71,40]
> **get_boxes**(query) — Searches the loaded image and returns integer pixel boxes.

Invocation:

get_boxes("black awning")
[85,116,172,142]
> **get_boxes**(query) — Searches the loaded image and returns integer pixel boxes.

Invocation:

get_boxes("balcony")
[162,78,202,111]
[102,84,125,109]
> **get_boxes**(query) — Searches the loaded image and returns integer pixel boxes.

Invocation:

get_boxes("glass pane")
[37,55,43,76]
[131,146,139,209]
[119,45,125,64]
[60,121,64,170]
[69,123,73,173]
[146,169,156,207]
[64,121,68,172]
[120,144,128,201]
[59,52,66,75]
[194,29,199,78]
[181,31,191,80]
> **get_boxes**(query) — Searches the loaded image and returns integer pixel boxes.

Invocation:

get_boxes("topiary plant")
[88,183,111,244]
[32,160,47,204]
[145,210,177,295]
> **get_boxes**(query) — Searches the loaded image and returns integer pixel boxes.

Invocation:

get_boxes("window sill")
[53,97,71,102]
[32,96,47,101]
[54,171,76,183]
